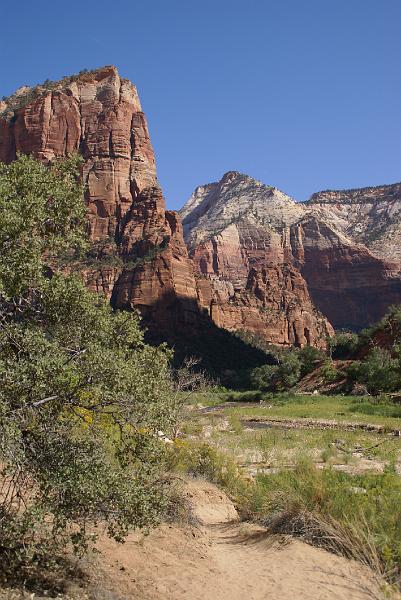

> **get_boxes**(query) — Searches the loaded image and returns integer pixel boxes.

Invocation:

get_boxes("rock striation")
[181,172,401,333]
[181,173,333,346]
[0,67,200,334]
[307,184,401,261]
[4,67,399,345]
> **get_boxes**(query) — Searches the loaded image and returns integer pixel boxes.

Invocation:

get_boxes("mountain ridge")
[2,67,400,347]
[181,171,401,332]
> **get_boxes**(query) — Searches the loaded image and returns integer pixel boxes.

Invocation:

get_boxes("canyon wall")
[0,67,199,334]
[3,68,398,345]
[182,172,401,334]
[181,172,333,346]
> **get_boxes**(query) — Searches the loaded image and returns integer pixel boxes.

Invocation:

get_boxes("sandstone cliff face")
[182,173,333,346]
[0,67,199,334]
[181,172,401,334]
[5,68,398,346]
[290,217,401,330]
[307,184,401,261]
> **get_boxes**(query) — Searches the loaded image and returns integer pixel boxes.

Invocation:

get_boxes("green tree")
[250,364,279,391]
[298,346,325,377]
[347,347,400,394]
[0,155,176,580]
[328,332,359,359]
[320,360,339,383]
[250,350,301,391]
[277,350,301,390]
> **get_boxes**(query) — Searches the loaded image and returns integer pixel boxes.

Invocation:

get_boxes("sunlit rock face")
[0,67,200,334]
[181,172,401,334]
[4,67,398,344]
[181,172,333,346]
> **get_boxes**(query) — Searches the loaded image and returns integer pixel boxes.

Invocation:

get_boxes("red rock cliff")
[181,172,401,334]
[0,67,199,333]
[181,172,333,347]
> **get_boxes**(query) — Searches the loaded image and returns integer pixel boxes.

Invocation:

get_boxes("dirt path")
[91,479,387,600]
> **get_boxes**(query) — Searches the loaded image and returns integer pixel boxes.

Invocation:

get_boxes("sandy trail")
[90,479,386,600]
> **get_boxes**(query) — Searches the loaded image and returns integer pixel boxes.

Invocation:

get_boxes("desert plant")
[0,155,177,582]
[298,345,325,377]
[321,360,339,383]
[257,459,401,583]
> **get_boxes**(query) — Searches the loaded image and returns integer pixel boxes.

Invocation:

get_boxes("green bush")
[329,332,359,359]
[321,360,340,383]
[250,350,301,392]
[168,442,253,514]
[250,364,279,391]
[224,390,264,402]
[0,155,177,582]
[347,348,401,395]
[298,346,325,377]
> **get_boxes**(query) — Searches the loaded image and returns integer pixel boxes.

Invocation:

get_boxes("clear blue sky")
[1,0,400,209]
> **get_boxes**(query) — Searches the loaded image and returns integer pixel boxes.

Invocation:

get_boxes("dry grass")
[266,508,399,595]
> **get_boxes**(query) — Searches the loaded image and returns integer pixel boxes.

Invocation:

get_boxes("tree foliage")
[347,348,401,395]
[328,332,359,360]
[298,346,326,377]
[0,155,177,581]
[250,349,301,391]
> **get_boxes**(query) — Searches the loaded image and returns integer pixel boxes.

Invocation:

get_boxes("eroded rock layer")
[291,217,401,330]
[181,172,401,333]
[0,67,199,334]
[182,173,333,346]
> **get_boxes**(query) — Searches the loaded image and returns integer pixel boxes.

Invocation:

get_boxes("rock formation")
[3,67,399,346]
[0,67,200,334]
[181,172,333,346]
[181,172,401,334]
[308,184,401,261]
[291,215,401,331]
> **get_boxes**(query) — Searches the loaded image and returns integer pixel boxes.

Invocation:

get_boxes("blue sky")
[1,0,400,209]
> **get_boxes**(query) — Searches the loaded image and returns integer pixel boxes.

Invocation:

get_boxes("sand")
[89,478,387,600]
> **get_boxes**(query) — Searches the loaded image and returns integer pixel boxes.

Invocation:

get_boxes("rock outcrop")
[181,173,333,346]
[291,215,401,330]
[0,67,200,334]
[181,172,401,334]
[307,184,401,261]
[4,68,398,346]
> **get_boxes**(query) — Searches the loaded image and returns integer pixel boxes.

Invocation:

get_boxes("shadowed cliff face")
[290,217,401,330]
[0,67,200,335]
[182,172,401,333]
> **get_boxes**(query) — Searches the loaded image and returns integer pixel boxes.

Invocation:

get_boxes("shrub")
[321,360,339,383]
[250,350,301,392]
[250,364,279,391]
[347,348,401,395]
[0,155,177,582]
[224,390,264,402]
[298,346,325,377]
[276,351,301,389]
[168,442,253,514]
[329,332,359,359]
